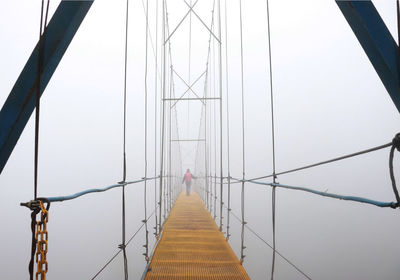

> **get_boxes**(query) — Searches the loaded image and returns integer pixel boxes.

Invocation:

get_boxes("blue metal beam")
[336,0,400,113]
[0,0,93,174]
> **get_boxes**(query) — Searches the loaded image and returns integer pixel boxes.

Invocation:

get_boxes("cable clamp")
[118,244,126,250]
[20,198,50,212]
[20,200,41,212]
[118,181,126,185]
[390,202,399,209]
[142,219,147,223]
[242,221,247,225]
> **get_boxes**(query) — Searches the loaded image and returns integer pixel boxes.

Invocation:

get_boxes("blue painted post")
[336,0,400,113]
[0,1,93,174]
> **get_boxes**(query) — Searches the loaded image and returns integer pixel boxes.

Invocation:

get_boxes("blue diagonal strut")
[0,0,93,174]
[336,0,400,113]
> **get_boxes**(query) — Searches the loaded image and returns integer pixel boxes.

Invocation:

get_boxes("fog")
[1,0,400,279]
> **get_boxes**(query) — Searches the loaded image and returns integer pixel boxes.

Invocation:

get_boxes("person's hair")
[186,169,190,172]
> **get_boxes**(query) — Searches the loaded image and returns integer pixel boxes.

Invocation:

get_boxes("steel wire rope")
[158,0,167,232]
[217,0,224,233]
[389,134,400,206]
[209,0,217,219]
[153,0,159,237]
[227,207,312,280]
[143,0,150,262]
[265,0,277,278]
[246,142,393,182]
[165,4,175,214]
[238,0,246,264]
[90,208,158,280]
[188,0,192,137]
[119,0,130,278]
[140,0,163,84]
[224,0,232,241]
[28,2,50,279]
[204,6,216,211]
[211,21,218,220]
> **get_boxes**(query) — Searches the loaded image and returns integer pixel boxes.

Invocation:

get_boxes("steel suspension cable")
[247,142,393,182]
[165,7,175,214]
[217,0,224,232]
[213,28,217,221]
[265,0,277,278]
[238,0,246,264]
[34,0,49,201]
[91,208,158,280]
[120,186,128,280]
[154,0,159,237]
[120,0,130,278]
[188,0,192,136]
[28,2,50,279]
[224,0,232,241]
[228,207,312,280]
[143,0,150,262]
[158,0,166,232]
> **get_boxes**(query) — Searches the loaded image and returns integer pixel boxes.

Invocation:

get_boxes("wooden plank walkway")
[144,191,250,280]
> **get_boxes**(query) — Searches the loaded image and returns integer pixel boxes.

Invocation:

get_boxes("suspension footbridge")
[1,0,400,279]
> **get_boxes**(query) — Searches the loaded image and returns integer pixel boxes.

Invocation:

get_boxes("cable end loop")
[392,133,400,152]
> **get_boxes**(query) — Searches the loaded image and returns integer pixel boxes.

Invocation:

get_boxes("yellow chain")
[35,201,49,280]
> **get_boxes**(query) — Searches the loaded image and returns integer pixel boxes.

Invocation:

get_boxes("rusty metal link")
[35,201,49,280]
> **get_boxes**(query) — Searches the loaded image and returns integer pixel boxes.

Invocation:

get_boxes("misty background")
[1,0,400,279]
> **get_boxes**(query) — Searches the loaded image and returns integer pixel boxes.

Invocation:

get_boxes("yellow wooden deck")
[145,191,250,280]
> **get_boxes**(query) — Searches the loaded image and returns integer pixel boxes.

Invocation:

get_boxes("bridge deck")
[144,191,250,280]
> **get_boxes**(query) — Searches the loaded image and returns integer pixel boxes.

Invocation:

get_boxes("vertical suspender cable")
[204,67,209,210]
[29,2,50,279]
[34,0,44,201]
[120,0,130,278]
[239,0,246,264]
[224,0,232,240]
[217,0,224,232]
[143,0,149,262]
[158,0,166,232]
[188,0,192,135]
[265,0,277,278]
[212,0,216,213]
[205,3,216,212]
[120,187,128,280]
[168,64,173,213]
[154,0,159,237]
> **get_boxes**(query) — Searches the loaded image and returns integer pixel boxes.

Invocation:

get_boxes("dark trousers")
[185,181,191,196]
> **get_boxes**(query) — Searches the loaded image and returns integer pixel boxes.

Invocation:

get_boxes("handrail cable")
[227,207,312,280]
[253,180,399,208]
[45,177,158,202]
